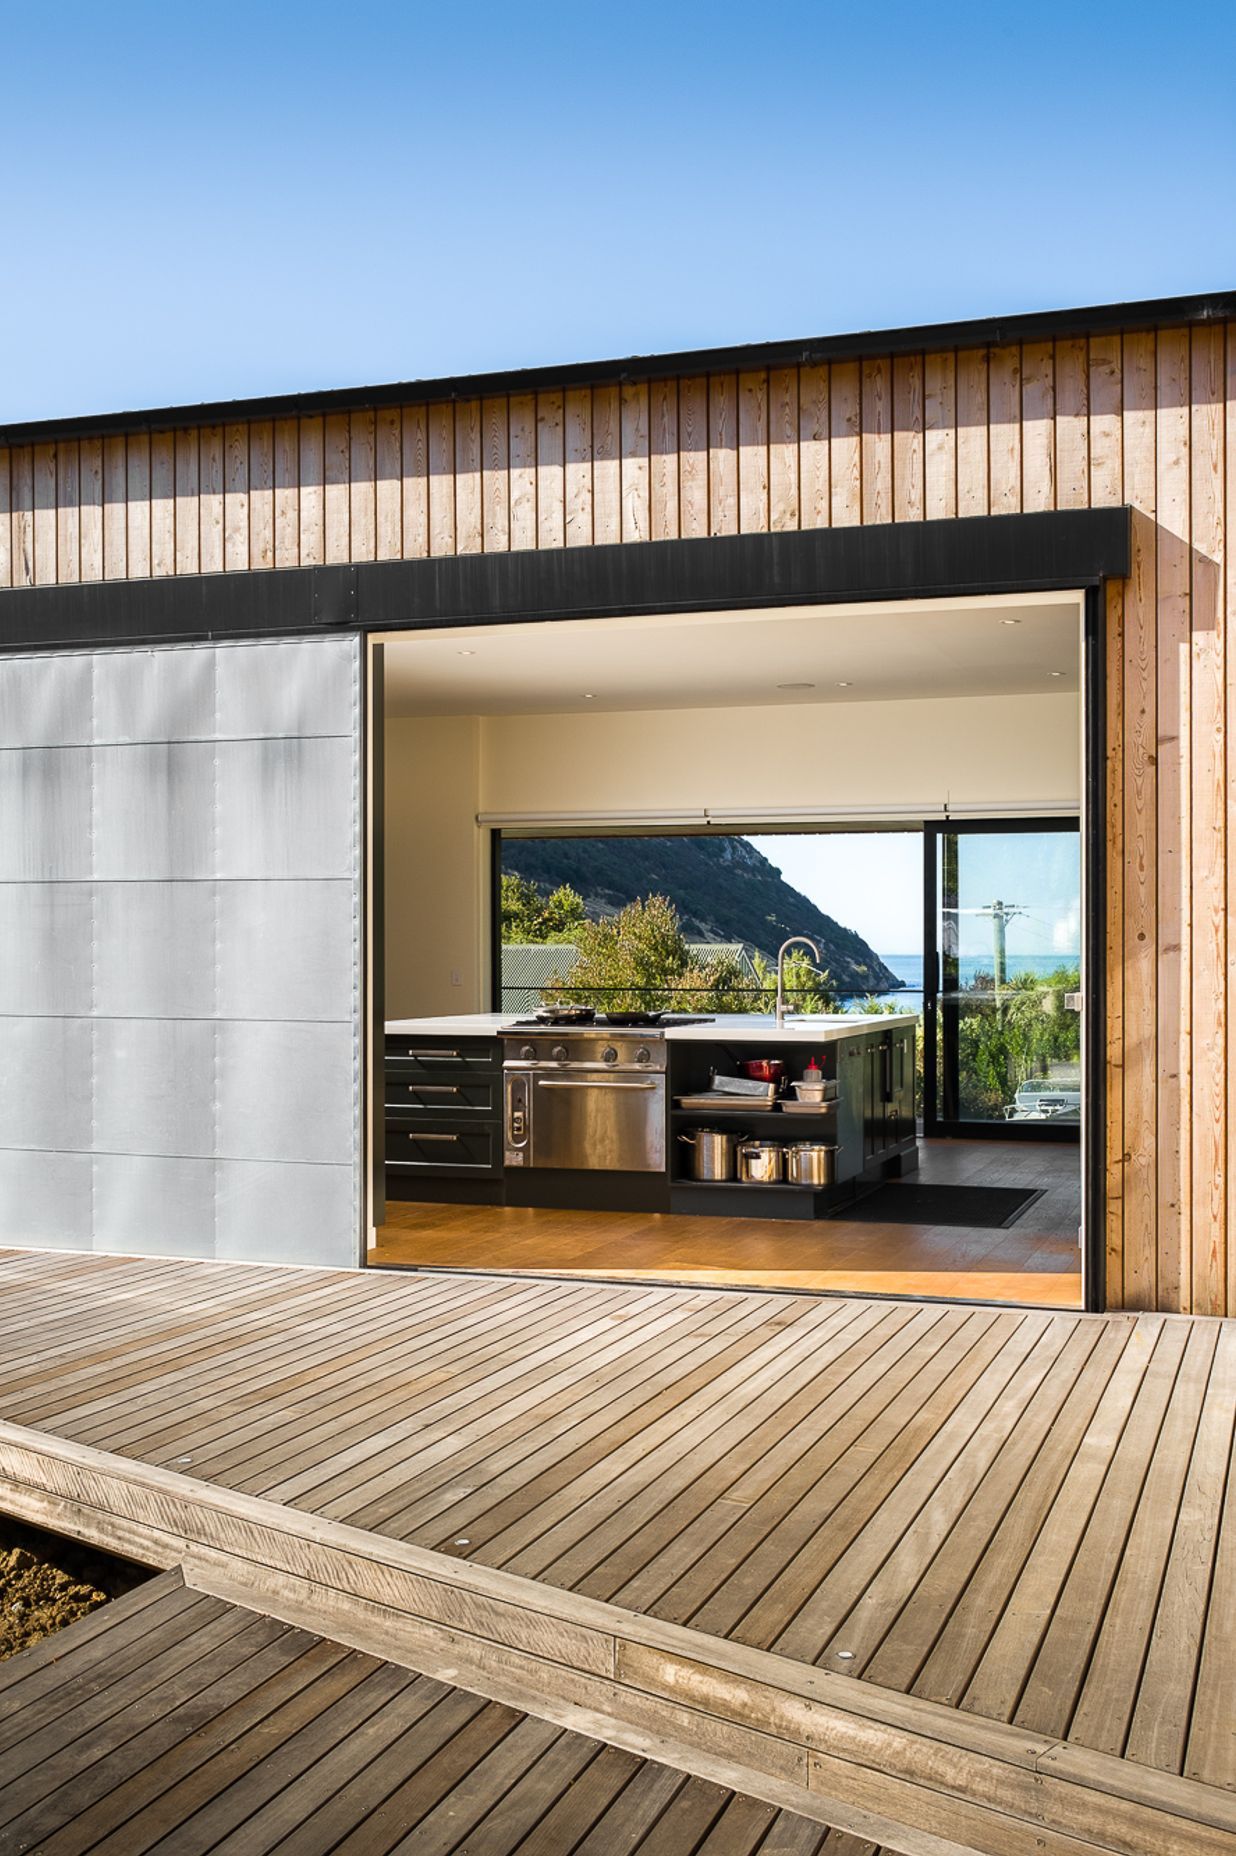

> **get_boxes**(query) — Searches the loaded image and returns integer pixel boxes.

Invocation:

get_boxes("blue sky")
[4,0,1234,424]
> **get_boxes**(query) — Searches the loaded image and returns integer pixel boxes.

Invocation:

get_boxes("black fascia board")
[1,291,1232,447]
[0,507,1132,654]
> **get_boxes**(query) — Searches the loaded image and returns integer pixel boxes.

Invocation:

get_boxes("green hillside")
[502,835,902,998]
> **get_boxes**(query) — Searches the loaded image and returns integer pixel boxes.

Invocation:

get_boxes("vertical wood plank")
[923,351,957,520]
[1089,335,1123,508]
[1055,338,1090,510]
[224,422,249,573]
[483,396,511,552]
[1156,327,1192,1311]
[861,358,892,524]
[79,437,103,582]
[621,381,650,543]
[348,410,376,563]
[768,366,799,532]
[678,376,708,539]
[737,368,769,533]
[893,354,924,521]
[102,436,126,580]
[956,347,989,516]
[987,345,1022,513]
[591,385,620,547]
[427,402,456,557]
[830,361,861,527]
[708,373,738,536]
[323,413,350,564]
[274,417,300,568]
[12,447,34,586]
[508,393,537,551]
[1189,324,1226,1314]
[401,406,429,560]
[199,426,224,575]
[455,396,482,555]
[125,434,150,578]
[1105,575,1126,1310]
[563,388,592,547]
[247,420,274,570]
[55,440,80,584]
[536,390,565,549]
[798,364,829,529]
[33,444,56,584]
[149,431,175,577]
[1228,324,1236,1317]
[297,418,324,567]
[1122,331,1158,1309]
[1021,341,1055,512]
[174,428,200,576]
[375,407,403,561]
[0,449,9,589]
[650,378,679,542]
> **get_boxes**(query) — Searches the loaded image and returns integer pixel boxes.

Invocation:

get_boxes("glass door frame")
[922,815,1083,1144]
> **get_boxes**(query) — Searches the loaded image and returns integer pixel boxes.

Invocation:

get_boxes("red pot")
[742,1058,785,1082]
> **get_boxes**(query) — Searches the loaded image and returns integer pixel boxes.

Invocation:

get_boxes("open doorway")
[370,592,1086,1307]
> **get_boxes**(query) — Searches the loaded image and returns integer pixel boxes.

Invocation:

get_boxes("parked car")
[1004,1079,1081,1122]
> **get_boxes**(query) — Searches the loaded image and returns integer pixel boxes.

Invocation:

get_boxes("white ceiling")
[380,592,1083,717]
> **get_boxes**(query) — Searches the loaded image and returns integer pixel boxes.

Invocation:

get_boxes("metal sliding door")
[922,818,1082,1142]
[0,635,364,1266]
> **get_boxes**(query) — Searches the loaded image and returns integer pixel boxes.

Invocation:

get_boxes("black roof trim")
[2,291,1232,449]
[0,508,1132,655]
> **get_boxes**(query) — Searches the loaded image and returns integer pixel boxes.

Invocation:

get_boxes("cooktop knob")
[520,1043,537,1062]
[551,1043,569,1062]
[635,1047,652,1065]
[602,1045,619,1064]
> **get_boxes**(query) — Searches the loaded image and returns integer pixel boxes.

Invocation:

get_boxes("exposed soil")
[0,1514,150,1661]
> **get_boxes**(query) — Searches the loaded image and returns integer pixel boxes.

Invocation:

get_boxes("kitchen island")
[383,1011,918,1220]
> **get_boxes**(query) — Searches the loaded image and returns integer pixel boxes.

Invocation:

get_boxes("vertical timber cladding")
[0,636,363,1267]
[0,321,1233,1313]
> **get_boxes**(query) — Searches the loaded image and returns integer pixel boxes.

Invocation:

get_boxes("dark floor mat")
[835,1182,1047,1229]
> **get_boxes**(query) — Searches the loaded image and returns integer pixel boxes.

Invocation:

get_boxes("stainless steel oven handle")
[534,1078,660,1089]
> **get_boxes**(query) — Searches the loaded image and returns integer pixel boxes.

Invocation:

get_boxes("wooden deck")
[0,1570,876,1855]
[0,1248,1232,1854]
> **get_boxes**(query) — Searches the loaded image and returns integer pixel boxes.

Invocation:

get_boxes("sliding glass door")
[923,820,1082,1140]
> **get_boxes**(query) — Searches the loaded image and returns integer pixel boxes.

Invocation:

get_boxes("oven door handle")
[534,1078,660,1089]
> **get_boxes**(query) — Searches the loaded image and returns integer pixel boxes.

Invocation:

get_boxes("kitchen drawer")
[385,1074,498,1118]
[385,1036,500,1081]
[385,1122,500,1177]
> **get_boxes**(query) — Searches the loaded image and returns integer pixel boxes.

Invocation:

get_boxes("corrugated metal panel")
[0,634,362,1265]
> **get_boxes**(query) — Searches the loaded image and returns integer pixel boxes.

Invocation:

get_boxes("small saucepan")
[742,1058,785,1084]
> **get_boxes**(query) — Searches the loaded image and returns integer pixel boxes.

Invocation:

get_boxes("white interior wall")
[385,689,1081,1016]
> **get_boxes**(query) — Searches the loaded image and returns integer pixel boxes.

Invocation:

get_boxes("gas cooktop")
[504,1014,714,1032]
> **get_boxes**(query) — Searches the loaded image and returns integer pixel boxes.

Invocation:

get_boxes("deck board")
[0,1249,1232,1811]
[0,1582,879,1856]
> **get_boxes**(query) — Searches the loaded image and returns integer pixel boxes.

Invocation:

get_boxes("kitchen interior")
[371,594,1086,1307]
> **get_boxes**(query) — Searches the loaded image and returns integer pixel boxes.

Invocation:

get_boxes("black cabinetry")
[384,1034,503,1204]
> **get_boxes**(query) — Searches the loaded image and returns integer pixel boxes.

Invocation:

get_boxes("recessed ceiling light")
[836,681,853,688]
[776,681,815,690]
[1048,670,1064,678]
[456,649,476,656]
[581,692,596,700]
[1000,618,1021,627]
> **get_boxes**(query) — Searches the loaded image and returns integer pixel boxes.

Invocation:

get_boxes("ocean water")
[856,952,1081,1013]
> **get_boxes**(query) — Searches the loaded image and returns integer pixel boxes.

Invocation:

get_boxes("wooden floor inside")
[374,1138,1083,1307]
[0,1245,1229,1832]
[0,1570,874,1855]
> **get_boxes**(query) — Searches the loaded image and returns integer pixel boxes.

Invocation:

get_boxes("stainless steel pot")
[677,1126,744,1181]
[786,1142,837,1187]
[737,1139,785,1184]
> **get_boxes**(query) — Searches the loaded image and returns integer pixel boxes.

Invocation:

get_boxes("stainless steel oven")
[503,1031,667,1172]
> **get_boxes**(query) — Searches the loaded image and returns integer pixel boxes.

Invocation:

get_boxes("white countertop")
[385,1012,917,1044]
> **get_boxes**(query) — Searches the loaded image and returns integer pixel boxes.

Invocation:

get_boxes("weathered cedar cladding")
[0,326,1233,1320]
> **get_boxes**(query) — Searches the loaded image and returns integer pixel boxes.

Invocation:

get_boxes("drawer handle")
[408,1085,460,1094]
[405,1048,461,1060]
[410,1133,462,1144]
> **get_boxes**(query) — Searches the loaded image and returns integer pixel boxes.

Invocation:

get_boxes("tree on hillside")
[500,872,587,943]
